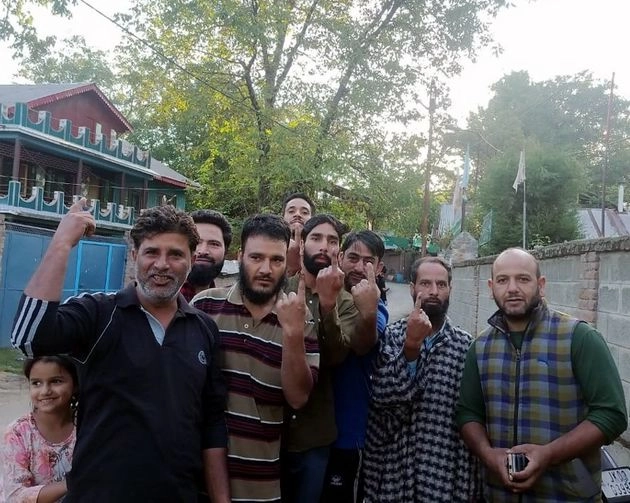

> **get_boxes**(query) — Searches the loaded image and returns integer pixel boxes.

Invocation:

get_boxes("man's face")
[283,198,312,231]
[410,262,451,324]
[302,222,339,276]
[239,235,287,305]
[339,240,383,292]
[489,250,545,321]
[133,232,192,305]
[188,223,226,287]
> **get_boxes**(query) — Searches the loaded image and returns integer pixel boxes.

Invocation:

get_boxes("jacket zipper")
[513,347,521,446]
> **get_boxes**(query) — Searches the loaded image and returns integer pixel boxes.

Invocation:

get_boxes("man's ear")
[538,275,546,298]
[131,248,138,262]
[376,260,384,276]
[487,278,493,297]
[237,249,243,261]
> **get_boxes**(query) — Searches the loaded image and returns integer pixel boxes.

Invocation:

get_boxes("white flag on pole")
[513,150,526,191]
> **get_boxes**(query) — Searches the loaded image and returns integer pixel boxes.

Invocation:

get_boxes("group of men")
[11,191,628,502]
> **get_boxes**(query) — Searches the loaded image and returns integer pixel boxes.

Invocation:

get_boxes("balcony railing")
[0,180,135,230]
[1,103,151,170]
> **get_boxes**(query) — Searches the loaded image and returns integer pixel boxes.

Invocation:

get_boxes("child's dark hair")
[24,355,79,418]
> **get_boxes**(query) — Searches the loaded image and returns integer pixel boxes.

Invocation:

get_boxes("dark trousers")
[281,446,330,503]
[321,447,363,503]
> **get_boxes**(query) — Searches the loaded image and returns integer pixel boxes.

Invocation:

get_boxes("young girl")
[1,355,78,503]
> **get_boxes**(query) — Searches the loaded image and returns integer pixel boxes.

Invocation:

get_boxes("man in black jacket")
[12,200,230,503]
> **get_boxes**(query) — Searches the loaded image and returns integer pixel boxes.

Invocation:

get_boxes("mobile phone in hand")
[508,453,529,475]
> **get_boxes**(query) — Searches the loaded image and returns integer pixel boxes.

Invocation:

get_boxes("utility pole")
[421,82,435,256]
[602,72,615,237]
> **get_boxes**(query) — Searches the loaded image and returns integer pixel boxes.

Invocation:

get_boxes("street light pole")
[421,83,435,257]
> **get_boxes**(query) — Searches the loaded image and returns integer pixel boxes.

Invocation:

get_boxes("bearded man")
[456,247,627,502]
[363,256,480,502]
[192,214,319,503]
[180,209,232,302]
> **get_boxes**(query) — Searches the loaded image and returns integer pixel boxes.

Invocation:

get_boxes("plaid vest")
[476,302,601,502]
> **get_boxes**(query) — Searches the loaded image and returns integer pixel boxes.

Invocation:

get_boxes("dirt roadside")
[0,371,30,429]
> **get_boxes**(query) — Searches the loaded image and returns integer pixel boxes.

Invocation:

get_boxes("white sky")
[0,0,628,125]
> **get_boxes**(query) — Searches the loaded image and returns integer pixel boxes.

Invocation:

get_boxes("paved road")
[0,372,29,429]
[384,280,412,323]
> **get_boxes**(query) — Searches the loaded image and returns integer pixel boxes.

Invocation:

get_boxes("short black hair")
[130,205,199,253]
[410,256,452,285]
[189,209,233,250]
[241,214,291,249]
[281,192,316,215]
[341,230,385,260]
[302,214,347,241]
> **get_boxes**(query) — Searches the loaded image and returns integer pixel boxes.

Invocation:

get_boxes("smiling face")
[489,249,545,328]
[132,232,192,307]
[28,361,75,416]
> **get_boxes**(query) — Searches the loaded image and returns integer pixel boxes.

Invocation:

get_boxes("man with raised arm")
[281,192,315,277]
[363,256,479,502]
[282,214,380,503]
[12,200,230,503]
[192,214,319,502]
[321,230,388,503]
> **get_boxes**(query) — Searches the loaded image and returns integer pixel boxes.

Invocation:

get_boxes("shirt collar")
[116,282,198,315]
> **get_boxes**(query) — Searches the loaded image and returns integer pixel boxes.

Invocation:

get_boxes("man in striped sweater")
[192,214,319,503]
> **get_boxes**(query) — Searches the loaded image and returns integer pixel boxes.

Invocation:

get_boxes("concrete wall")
[447,237,630,459]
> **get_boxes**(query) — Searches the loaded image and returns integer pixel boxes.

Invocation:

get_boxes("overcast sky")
[0,0,628,124]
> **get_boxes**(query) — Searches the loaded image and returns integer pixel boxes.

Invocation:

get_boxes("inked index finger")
[330,246,340,270]
[366,262,376,283]
[414,292,423,311]
[297,272,306,301]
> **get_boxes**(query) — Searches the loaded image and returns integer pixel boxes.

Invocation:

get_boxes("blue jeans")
[281,446,330,503]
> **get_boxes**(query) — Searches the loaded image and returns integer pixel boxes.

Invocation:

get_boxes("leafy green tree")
[16,35,119,97]
[473,143,586,255]
[112,0,509,214]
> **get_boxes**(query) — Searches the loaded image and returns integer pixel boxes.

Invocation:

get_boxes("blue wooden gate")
[0,224,128,347]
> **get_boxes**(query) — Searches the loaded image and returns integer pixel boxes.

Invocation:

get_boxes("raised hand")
[276,273,307,339]
[350,262,380,316]
[315,246,344,314]
[403,293,433,361]
[286,225,302,277]
[54,198,96,247]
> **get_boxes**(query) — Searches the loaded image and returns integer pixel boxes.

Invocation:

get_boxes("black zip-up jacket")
[12,284,228,502]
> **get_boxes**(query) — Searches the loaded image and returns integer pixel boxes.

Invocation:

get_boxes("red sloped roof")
[0,82,132,132]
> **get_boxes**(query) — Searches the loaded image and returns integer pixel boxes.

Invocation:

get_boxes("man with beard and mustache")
[321,230,388,503]
[362,256,480,502]
[192,214,319,503]
[281,192,315,277]
[457,248,627,502]
[12,202,230,502]
[282,214,377,503]
[180,209,232,302]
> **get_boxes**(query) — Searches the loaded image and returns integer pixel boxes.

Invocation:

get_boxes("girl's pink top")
[0,412,76,503]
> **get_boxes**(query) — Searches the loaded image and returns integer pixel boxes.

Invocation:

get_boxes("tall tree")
[461,71,630,253]
[113,0,509,214]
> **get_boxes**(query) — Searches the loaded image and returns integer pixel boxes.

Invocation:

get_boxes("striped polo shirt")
[192,283,320,503]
